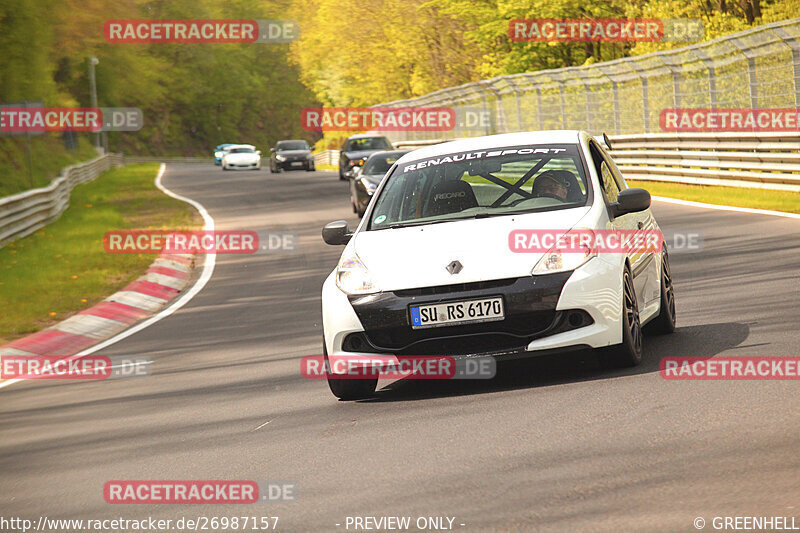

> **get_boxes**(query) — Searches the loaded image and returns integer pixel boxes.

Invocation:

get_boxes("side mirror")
[322,220,353,245]
[256,150,261,155]
[343,170,355,179]
[611,188,651,217]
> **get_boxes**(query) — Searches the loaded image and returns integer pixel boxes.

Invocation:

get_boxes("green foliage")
[0,0,321,157]
[290,0,799,107]
[0,164,200,341]
[0,135,97,196]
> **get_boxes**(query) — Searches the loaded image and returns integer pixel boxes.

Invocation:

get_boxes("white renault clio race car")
[321,131,675,400]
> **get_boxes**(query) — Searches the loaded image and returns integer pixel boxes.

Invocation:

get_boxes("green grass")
[0,135,99,197]
[627,180,800,214]
[0,163,202,343]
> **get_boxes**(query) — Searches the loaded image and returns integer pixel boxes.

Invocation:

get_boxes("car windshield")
[229,147,255,154]
[346,137,391,151]
[277,141,308,151]
[363,153,407,175]
[368,144,590,230]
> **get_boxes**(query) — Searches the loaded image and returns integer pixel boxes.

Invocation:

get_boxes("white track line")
[0,163,216,390]
[652,195,800,220]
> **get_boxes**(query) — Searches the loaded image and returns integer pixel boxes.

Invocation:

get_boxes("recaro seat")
[423,180,479,218]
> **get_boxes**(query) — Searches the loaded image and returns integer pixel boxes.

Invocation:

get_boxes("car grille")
[393,278,516,297]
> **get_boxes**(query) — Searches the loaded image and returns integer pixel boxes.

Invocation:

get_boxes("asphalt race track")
[1,164,799,532]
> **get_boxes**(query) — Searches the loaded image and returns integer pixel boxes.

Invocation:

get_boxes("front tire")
[600,264,643,368]
[323,336,378,401]
[644,248,676,335]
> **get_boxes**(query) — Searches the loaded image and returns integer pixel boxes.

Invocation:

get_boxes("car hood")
[352,206,592,291]
[276,150,311,157]
[225,153,259,162]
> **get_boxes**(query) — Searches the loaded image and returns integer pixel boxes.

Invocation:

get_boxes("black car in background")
[349,150,409,217]
[270,140,315,172]
[338,134,393,180]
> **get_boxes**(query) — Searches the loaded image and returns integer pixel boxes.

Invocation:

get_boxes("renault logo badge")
[446,260,463,275]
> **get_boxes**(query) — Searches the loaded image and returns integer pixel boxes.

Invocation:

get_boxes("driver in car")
[532,170,572,201]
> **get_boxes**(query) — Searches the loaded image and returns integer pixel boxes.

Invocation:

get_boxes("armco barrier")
[313,150,340,166]
[0,153,123,247]
[607,132,800,191]
[371,134,800,192]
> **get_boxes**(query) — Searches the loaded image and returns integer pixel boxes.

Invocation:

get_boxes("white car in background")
[222,144,261,170]
[320,130,676,400]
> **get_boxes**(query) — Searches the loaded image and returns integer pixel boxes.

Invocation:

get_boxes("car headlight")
[215,151,224,157]
[276,155,286,161]
[532,231,597,275]
[336,250,379,295]
[360,177,377,195]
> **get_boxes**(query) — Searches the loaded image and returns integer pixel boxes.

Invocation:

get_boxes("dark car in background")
[349,150,409,217]
[270,140,315,172]
[338,134,393,180]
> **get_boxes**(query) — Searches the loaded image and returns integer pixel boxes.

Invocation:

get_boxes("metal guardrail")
[607,132,800,191]
[362,134,800,192]
[0,154,123,246]
[314,150,340,166]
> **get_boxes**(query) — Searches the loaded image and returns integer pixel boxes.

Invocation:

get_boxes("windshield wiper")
[383,219,453,229]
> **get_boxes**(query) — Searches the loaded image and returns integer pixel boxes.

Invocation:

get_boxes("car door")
[589,140,658,310]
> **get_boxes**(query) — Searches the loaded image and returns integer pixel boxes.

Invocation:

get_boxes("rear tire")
[323,335,378,401]
[599,264,643,369]
[644,248,676,335]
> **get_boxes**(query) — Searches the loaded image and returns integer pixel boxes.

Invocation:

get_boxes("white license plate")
[410,297,504,329]
[290,162,303,167]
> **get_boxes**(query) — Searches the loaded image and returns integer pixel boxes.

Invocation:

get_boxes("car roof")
[226,144,256,150]
[276,139,308,144]
[394,130,585,164]
[348,134,389,140]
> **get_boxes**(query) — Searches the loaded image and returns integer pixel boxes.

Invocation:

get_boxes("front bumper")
[275,159,313,170]
[225,161,260,169]
[322,254,625,359]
